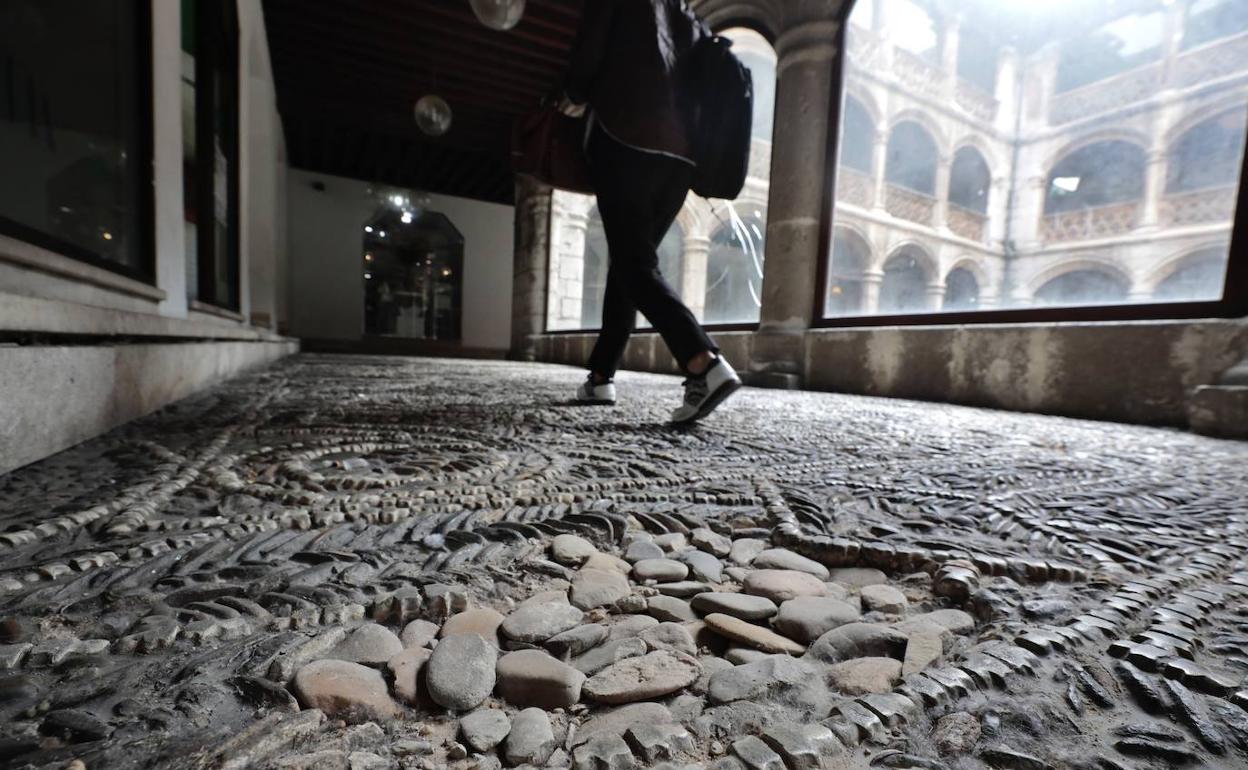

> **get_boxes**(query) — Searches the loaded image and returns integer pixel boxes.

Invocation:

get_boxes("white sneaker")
[575,375,616,405]
[671,356,742,424]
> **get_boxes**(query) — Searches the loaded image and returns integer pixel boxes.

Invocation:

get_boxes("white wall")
[287,169,516,351]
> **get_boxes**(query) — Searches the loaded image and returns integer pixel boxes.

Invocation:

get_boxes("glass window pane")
[1183,0,1248,51]
[546,27,776,331]
[827,0,1247,319]
[0,0,147,277]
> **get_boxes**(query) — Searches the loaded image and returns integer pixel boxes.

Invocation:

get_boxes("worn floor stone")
[1,355,1247,769]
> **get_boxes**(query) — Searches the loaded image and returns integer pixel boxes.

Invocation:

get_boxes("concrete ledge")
[0,291,287,342]
[0,339,298,475]
[1188,385,1248,438]
[530,320,1248,431]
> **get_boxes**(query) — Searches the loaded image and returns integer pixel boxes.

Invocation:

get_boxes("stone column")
[747,13,840,388]
[1160,0,1188,87]
[509,176,552,361]
[926,282,947,311]
[681,233,711,323]
[940,15,961,100]
[934,155,953,230]
[862,270,884,314]
[871,130,890,211]
[1140,149,1168,231]
[994,47,1020,136]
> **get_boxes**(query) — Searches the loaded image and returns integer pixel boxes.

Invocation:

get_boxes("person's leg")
[586,263,636,380]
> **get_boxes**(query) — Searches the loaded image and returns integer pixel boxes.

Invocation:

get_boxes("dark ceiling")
[263,0,582,206]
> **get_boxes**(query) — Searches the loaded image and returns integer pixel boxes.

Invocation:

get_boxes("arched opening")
[879,248,932,313]
[705,211,765,324]
[840,96,875,173]
[1045,141,1146,214]
[943,267,980,311]
[1034,269,1128,307]
[580,207,608,329]
[948,147,991,214]
[826,229,871,316]
[363,205,463,341]
[886,121,939,196]
[1167,109,1248,194]
[1154,249,1229,302]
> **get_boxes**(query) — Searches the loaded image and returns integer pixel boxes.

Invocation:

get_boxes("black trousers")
[586,126,718,378]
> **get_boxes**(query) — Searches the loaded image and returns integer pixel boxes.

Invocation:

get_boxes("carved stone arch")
[676,197,715,241]
[844,84,883,131]
[1041,129,1150,178]
[887,109,949,156]
[946,256,990,287]
[880,239,938,279]
[950,135,999,176]
[691,0,784,42]
[1025,257,1132,296]
[1140,241,1231,294]
[1165,90,1248,149]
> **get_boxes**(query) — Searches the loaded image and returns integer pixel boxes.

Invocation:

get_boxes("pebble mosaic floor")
[1,354,1247,770]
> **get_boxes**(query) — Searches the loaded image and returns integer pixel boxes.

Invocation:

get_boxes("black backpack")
[684,31,754,200]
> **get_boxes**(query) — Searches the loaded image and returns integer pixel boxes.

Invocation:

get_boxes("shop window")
[183,0,240,310]
[0,0,151,280]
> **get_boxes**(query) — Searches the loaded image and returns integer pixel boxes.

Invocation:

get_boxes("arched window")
[580,208,609,328]
[1154,249,1228,302]
[948,147,991,214]
[1034,269,1128,306]
[1167,110,1248,194]
[886,121,939,195]
[705,212,765,324]
[826,229,870,316]
[840,97,874,173]
[943,268,980,311]
[879,249,931,313]
[1045,141,1146,214]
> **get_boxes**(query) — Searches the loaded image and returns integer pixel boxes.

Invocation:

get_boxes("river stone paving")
[0,354,1247,769]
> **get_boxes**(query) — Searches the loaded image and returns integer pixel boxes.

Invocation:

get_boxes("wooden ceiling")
[263,0,582,205]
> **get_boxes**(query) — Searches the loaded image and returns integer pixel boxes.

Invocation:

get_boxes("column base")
[1188,385,1248,439]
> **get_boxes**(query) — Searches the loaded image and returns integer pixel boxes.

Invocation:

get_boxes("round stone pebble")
[330,624,404,666]
[386,647,431,705]
[551,534,597,566]
[400,619,439,649]
[460,709,511,753]
[570,569,631,611]
[292,659,400,722]
[545,624,608,658]
[504,708,557,766]
[828,656,903,695]
[750,549,830,580]
[679,550,724,583]
[772,597,862,643]
[702,613,806,655]
[639,622,697,656]
[625,540,665,563]
[690,528,732,557]
[583,651,701,704]
[440,608,505,645]
[728,538,767,566]
[425,634,498,711]
[691,592,778,621]
[633,558,689,582]
[860,584,908,615]
[501,602,584,643]
[496,649,586,709]
[827,567,888,588]
[743,570,828,603]
[647,595,698,623]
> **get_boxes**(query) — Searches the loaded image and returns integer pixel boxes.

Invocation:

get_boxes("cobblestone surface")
[1,354,1247,769]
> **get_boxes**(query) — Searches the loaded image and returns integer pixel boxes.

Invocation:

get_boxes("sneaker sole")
[674,378,742,424]
[573,399,616,406]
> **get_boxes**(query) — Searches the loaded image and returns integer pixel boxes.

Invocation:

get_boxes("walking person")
[562,0,742,424]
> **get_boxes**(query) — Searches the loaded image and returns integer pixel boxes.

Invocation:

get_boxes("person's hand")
[558,95,587,118]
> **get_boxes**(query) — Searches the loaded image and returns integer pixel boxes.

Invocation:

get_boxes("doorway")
[362,206,463,341]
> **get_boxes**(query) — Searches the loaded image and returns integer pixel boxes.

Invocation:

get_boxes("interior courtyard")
[2,1,1248,769]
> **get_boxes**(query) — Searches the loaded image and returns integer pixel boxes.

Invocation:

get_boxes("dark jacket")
[564,0,704,162]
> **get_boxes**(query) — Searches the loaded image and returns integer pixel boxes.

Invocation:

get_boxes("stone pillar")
[994,47,1020,136]
[940,16,961,99]
[871,130,890,210]
[1140,149,1168,230]
[862,270,884,314]
[1160,0,1188,87]
[1029,44,1061,128]
[747,14,840,388]
[550,203,590,329]
[509,176,552,361]
[934,154,953,230]
[926,282,947,311]
[681,233,711,323]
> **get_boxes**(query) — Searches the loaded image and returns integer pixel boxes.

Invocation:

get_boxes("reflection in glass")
[0,0,146,276]
[826,0,1244,319]
[705,208,765,324]
[363,207,463,341]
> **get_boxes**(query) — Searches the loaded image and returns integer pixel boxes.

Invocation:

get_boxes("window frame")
[186,0,242,312]
[0,0,157,285]
[813,1,1248,329]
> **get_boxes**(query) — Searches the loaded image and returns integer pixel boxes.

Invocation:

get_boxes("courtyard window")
[0,0,152,280]
[546,27,776,332]
[825,0,1248,322]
